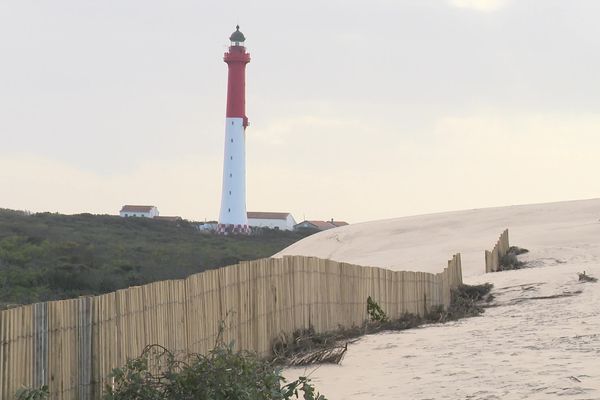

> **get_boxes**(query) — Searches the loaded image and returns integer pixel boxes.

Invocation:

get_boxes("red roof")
[247,212,290,220]
[309,220,335,230]
[295,220,350,231]
[120,205,156,213]
[294,220,334,230]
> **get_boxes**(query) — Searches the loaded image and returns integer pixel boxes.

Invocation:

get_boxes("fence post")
[78,297,93,400]
[485,229,510,273]
[33,302,48,391]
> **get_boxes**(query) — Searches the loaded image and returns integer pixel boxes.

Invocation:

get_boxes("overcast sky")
[1,0,599,223]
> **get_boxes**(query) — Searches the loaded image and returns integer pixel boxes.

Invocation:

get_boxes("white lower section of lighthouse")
[218,117,250,234]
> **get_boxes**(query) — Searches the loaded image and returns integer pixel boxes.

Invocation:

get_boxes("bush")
[453,283,494,301]
[499,246,528,271]
[432,283,493,321]
[366,296,388,322]
[0,210,310,305]
[14,386,48,400]
[507,246,529,255]
[105,342,326,400]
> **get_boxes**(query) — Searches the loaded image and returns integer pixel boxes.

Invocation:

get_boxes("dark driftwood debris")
[578,272,598,283]
[286,343,348,366]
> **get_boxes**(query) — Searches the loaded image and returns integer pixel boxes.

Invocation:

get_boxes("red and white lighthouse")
[218,26,251,234]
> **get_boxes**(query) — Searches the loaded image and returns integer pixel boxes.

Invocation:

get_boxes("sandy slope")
[282,199,600,399]
[276,199,600,277]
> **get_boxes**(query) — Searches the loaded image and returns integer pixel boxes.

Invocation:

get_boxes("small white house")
[120,205,159,218]
[196,221,219,232]
[247,212,296,231]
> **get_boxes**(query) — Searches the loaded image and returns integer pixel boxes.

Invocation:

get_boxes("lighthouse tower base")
[216,223,251,235]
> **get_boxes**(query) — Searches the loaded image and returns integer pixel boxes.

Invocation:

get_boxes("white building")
[196,221,219,232]
[119,205,159,218]
[247,212,296,231]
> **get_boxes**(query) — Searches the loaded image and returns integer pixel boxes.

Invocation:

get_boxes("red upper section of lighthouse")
[224,26,250,127]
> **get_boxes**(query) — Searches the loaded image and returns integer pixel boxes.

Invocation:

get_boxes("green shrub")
[366,296,388,322]
[507,246,529,255]
[14,386,48,400]
[105,343,326,400]
[499,246,528,271]
[453,283,493,301]
[500,253,525,270]
[0,210,310,305]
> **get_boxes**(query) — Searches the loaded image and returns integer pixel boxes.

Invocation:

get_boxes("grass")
[0,209,310,307]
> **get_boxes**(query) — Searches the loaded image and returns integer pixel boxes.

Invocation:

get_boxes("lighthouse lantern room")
[218,26,251,234]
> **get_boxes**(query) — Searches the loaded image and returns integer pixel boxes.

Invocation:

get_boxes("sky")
[1,0,599,223]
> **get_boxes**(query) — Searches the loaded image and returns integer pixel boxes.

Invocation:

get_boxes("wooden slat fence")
[485,229,510,273]
[0,254,462,400]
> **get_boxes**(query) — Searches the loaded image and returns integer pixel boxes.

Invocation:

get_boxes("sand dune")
[281,199,600,399]
[276,198,600,277]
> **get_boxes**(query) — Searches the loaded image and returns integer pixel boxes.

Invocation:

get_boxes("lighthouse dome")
[229,25,246,43]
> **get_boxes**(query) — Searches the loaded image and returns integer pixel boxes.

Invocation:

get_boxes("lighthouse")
[218,26,251,234]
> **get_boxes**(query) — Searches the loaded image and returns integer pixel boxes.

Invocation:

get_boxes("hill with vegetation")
[0,209,309,308]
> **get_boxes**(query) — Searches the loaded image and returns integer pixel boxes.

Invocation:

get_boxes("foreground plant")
[366,296,389,322]
[499,246,529,271]
[104,342,326,400]
[14,386,49,400]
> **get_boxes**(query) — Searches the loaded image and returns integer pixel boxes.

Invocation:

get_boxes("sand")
[281,199,600,399]
[276,198,600,277]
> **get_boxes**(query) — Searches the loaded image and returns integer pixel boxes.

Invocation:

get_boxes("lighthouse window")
[230,156,233,160]
[229,173,232,177]
[231,121,234,125]
[228,208,231,212]
[231,138,234,143]
[229,190,231,195]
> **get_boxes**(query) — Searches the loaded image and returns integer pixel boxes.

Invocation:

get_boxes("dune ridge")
[282,199,600,399]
